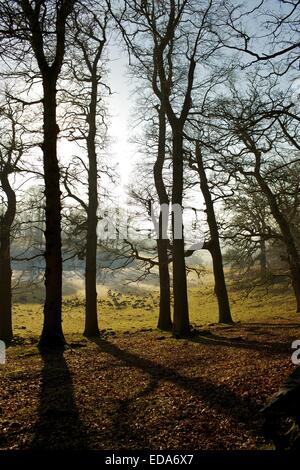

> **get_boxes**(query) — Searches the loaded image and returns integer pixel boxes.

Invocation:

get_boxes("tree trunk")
[0,241,13,343]
[0,171,16,343]
[256,172,300,312]
[39,76,65,349]
[156,237,172,330]
[172,130,190,337]
[154,106,172,331]
[195,142,233,324]
[84,78,100,337]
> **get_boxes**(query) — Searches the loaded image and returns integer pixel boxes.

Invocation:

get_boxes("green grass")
[11,273,298,337]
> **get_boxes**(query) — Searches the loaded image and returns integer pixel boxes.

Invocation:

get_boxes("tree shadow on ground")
[30,350,87,449]
[239,322,300,329]
[187,331,291,356]
[91,338,264,437]
[111,378,159,447]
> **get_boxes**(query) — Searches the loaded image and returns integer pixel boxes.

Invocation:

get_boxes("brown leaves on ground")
[0,320,299,450]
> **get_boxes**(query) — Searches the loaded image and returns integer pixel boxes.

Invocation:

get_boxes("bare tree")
[204,76,300,311]
[188,141,233,323]
[153,105,172,330]
[132,104,173,330]
[61,1,109,337]
[220,1,300,76]
[0,99,24,342]
[0,0,76,348]
[110,0,224,336]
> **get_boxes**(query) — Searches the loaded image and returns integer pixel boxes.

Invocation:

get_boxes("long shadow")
[30,350,87,449]
[187,332,292,356]
[92,338,265,437]
[241,323,300,329]
[111,379,159,447]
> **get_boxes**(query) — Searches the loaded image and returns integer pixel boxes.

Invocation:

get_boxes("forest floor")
[1,323,300,449]
[1,277,300,449]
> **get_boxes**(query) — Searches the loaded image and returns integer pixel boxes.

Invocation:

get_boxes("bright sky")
[106,0,296,202]
[108,43,136,197]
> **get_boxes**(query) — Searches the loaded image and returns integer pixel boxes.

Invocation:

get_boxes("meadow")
[11,272,297,338]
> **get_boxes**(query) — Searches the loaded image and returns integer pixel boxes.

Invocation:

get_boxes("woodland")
[1,0,300,453]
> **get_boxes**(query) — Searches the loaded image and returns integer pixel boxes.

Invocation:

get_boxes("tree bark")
[84,77,100,337]
[172,130,190,336]
[0,241,13,343]
[154,106,172,331]
[0,170,16,343]
[195,142,233,324]
[39,76,65,348]
[156,238,172,330]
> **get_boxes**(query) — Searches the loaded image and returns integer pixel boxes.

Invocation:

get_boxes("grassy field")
[11,272,297,338]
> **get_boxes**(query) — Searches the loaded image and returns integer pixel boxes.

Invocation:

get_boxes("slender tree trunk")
[84,79,100,337]
[154,106,172,331]
[172,130,190,337]
[0,171,16,343]
[156,236,172,330]
[256,172,300,312]
[39,76,65,348]
[195,142,233,324]
[0,240,13,343]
